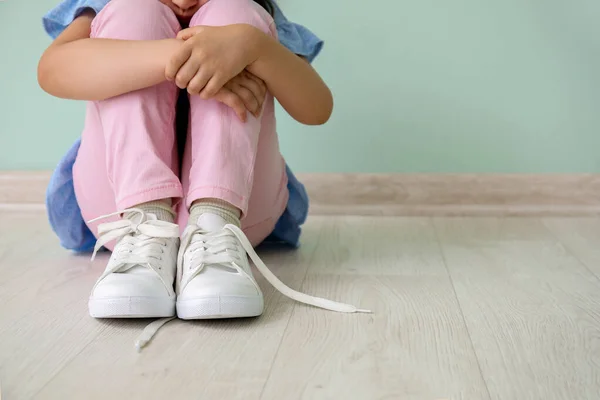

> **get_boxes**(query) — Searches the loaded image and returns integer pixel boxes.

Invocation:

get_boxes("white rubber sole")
[89,296,176,318]
[176,295,264,320]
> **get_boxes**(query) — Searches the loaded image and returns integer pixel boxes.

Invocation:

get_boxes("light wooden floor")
[1,210,600,400]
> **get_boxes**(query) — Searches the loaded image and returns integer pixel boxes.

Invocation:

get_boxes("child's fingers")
[200,73,228,99]
[165,45,192,81]
[214,88,247,122]
[187,68,213,95]
[229,83,259,116]
[177,26,203,40]
[236,74,266,112]
[175,59,199,89]
[243,71,267,97]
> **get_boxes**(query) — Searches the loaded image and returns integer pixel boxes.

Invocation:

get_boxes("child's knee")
[92,0,180,40]
[190,0,275,36]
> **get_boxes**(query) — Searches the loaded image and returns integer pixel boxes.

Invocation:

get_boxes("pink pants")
[73,0,289,249]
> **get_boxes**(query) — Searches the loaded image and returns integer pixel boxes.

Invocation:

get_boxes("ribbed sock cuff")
[188,199,241,228]
[126,200,175,223]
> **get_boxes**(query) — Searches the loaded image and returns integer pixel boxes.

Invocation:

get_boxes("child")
[39,0,368,346]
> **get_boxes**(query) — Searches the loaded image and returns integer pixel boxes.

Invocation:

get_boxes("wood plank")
[261,217,490,400]
[309,216,450,276]
[543,217,600,278]
[33,218,324,400]
[434,217,600,400]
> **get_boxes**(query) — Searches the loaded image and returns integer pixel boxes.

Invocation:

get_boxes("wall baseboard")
[0,171,51,209]
[2,171,599,216]
[300,173,600,216]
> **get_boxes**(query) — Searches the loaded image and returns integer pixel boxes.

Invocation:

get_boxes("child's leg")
[73,0,183,319]
[74,0,183,239]
[177,0,288,246]
[176,0,289,320]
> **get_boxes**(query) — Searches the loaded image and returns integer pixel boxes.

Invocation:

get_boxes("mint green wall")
[1,0,599,172]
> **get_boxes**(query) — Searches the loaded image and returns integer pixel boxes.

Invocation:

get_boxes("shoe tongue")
[196,213,227,232]
[146,213,158,221]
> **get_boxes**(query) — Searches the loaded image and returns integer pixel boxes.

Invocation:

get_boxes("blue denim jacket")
[43,0,321,251]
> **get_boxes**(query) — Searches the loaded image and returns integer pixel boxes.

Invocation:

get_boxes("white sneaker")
[88,209,180,318]
[177,213,372,320]
[177,214,264,319]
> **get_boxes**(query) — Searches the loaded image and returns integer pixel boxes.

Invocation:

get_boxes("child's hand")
[166,24,262,98]
[213,71,267,122]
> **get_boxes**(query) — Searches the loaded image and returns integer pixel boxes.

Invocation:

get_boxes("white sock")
[125,200,175,223]
[188,199,241,229]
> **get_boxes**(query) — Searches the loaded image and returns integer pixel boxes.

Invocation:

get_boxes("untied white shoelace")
[90,209,372,352]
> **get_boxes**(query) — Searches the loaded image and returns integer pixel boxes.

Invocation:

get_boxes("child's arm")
[170,25,333,126]
[38,10,181,100]
[247,31,333,126]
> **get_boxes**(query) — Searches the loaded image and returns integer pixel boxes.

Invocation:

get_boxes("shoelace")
[134,317,175,351]
[225,224,372,314]
[89,208,180,263]
[176,225,253,292]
